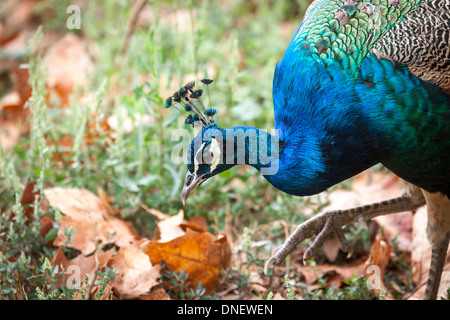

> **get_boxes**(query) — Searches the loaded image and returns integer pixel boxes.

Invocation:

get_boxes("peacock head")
[183,123,234,205]
[164,79,229,204]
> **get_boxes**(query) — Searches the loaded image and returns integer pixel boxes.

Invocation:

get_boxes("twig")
[120,0,148,57]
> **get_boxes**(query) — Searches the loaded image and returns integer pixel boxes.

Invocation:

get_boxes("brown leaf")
[46,135,74,165]
[140,288,171,300]
[155,209,185,242]
[272,292,286,300]
[373,212,413,253]
[20,179,39,219]
[143,229,231,295]
[39,215,54,238]
[180,216,208,233]
[296,259,367,288]
[108,240,160,299]
[97,187,121,216]
[84,111,114,146]
[315,270,343,289]
[364,233,391,295]
[44,33,94,106]
[322,237,341,263]
[365,234,392,271]
[0,90,28,150]
[44,188,139,255]
[51,246,115,295]
[143,206,170,220]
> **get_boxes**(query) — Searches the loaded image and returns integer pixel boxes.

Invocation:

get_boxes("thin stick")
[121,0,148,56]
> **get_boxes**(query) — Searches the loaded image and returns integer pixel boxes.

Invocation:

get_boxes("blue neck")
[226,123,378,197]
[221,126,278,172]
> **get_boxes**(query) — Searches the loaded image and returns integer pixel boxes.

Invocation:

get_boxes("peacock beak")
[181,171,207,205]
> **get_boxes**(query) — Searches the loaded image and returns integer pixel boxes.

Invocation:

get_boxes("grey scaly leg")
[422,190,450,300]
[424,233,450,300]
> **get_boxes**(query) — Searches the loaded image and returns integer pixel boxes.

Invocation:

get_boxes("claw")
[264,246,281,275]
[346,247,354,259]
[335,229,353,258]
[264,257,275,275]
[302,250,310,265]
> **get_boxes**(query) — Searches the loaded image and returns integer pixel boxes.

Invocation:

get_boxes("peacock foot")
[264,194,426,274]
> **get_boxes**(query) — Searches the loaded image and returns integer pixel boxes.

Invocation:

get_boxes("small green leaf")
[44,227,59,242]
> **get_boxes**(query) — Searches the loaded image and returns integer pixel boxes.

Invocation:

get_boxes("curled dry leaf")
[180,216,208,233]
[44,187,139,255]
[365,233,391,296]
[148,207,208,241]
[108,240,161,299]
[143,229,231,295]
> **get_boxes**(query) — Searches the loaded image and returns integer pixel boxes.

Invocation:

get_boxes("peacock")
[164,0,450,299]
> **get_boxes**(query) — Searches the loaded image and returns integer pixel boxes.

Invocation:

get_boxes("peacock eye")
[203,150,214,164]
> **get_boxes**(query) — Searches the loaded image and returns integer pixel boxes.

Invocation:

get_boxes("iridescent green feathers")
[291,0,425,73]
[164,79,217,128]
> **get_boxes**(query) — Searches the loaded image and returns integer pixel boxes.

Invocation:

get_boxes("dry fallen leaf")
[44,33,94,106]
[271,292,286,300]
[296,259,367,288]
[154,209,186,242]
[108,241,160,299]
[0,66,31,150]
[140,288,171,300]
[322,237,341,263]
[44,187,139,255]
[180,216,208,233]
[144,229,231,295]
[52,246,115,298]
[365,233,392,296]
[46,134,74,165]
[97,187,121,216]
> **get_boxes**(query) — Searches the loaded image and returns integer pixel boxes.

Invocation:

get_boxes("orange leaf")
[180,216,208,233]
[143,229,231,295]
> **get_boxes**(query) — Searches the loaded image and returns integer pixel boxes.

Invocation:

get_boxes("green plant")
[301,274,377,300]
[284,274,298,300]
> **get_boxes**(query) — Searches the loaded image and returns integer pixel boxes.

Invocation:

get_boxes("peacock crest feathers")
[164,79,218,128]
[291,0,425,73]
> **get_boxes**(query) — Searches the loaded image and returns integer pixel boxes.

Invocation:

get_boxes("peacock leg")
[421,190,450,300]
[424,233,450,300]
[264,184,426,274]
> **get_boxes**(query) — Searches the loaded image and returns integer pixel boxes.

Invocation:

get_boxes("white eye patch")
[209,138,222,173]
[193,139,222,174]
